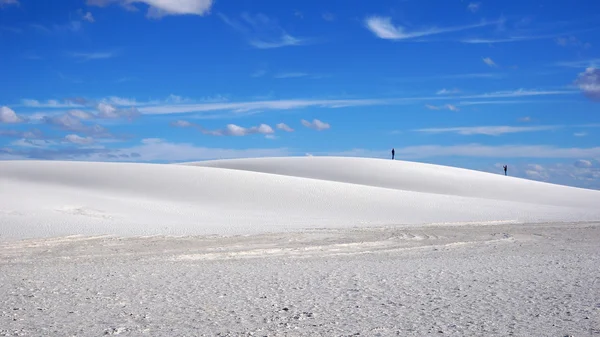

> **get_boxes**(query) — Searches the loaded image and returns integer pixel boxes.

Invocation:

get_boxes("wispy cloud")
[276,123,294,132]
[556,35,591,48]
[87,0,213,18]
[322,12,335,22]
[425,104,460,111]
[65,134,94,145]
[251,69,267,78]
[483,57,497,67]
[82,11,95,23]
[70,51,116,61]
[467,2,480,13]
[301,119,330,131]
[555,58,600,68]
[273,72,308,79]
[219,12,308,49]
[574,132,588,137]
[20,99,83,108]
[364,16,500,40]
[0,0,19,8]
[436,88,461,95]
[414,125,561,136]
[134,89,574,116]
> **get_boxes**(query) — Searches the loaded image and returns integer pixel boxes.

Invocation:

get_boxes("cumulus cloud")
[574,67,600,101]
[212,124,274,136]
[364,16,499,40]
[87,0,213,18]
[483,57,497,67]
[301,119,330,131]
[0,106,24,123]
[276,123,294,132]
[170,120,275,137]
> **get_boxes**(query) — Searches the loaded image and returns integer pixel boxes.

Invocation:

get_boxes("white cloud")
[574,132,588,137]
[171,120,193,128]
[436,88,461,95]
[0,106,23,123]
[364,16,499,40]
[96,103,140,119]
[139,98,390,115]
[65,134,94,145]
[87,0,213,18]
[11,139,57,148]
[68,109,95,120]
[21,99,82,108]
[70,51,116,61]
[105,96,138,106]
[276,123,294,132]
[97,103,119,118]
[0,0,19,7]
[82,11,95,22]
[555,58,600,68]
[574,67,600,101]
[555,36,590,49]
[483,57,497,67]
[301,119,330,131]
[274,72,308,79]
[467,2,480,13]
[425,104,460,111]
[574,159,593,168]
[414,125,560,136]
[446,104,460,111]
[172,120,275,137]
[519,117,532,122]
[219,13,307,49]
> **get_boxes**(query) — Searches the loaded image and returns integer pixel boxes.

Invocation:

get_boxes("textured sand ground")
[1,222,599,336]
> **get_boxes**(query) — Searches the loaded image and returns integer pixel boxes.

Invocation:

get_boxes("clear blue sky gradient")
[1,0,599,188]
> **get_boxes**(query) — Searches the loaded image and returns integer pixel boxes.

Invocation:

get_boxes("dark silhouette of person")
[391,148,395,160]
[503,165,507,176]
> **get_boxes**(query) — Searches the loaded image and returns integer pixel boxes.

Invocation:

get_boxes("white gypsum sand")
[1,157,599,336]
[1,223,599,336]
[1,157,599,240]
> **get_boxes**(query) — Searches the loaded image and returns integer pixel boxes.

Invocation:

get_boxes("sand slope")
[1,157,599,240]
[186,156,599,208]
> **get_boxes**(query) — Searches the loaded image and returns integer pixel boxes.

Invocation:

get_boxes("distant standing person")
[391,148,395,160]
[503,165,508,176]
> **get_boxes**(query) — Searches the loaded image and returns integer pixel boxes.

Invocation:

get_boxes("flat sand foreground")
[1,222,599,336]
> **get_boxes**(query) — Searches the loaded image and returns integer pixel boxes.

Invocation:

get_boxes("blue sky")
[1,0,600,188]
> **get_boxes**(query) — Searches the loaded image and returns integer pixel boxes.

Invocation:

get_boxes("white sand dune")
[1,156,599,240]
[2,157,600,336]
